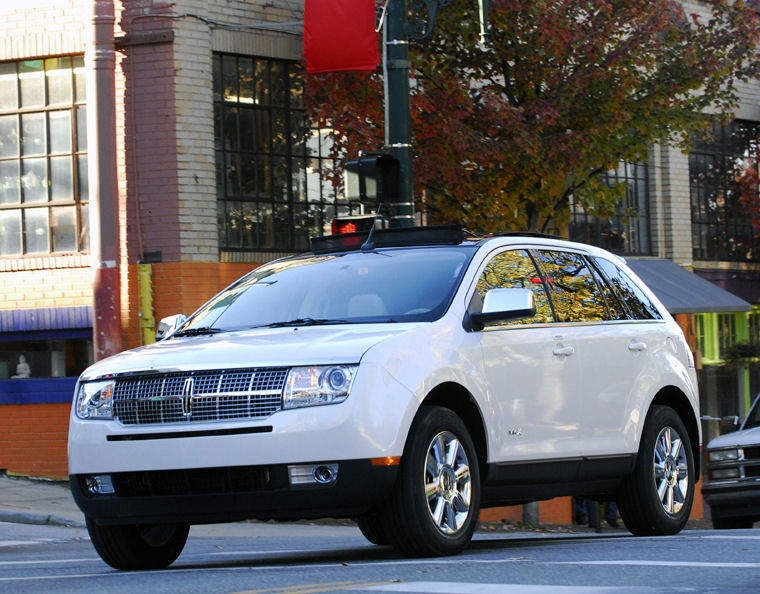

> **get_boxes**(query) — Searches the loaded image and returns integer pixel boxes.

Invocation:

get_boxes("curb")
[0,509,85,528]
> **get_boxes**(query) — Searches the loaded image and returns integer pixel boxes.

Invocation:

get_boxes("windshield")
[743,394,760,430]
[179,246,474,333]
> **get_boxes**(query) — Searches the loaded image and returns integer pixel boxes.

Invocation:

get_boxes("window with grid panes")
[568,162,650,255]
[0,57,88,256]
[689,120,760,262]
[213,53,349,252]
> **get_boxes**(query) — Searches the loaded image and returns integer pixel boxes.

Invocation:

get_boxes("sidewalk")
[0,473,85,527]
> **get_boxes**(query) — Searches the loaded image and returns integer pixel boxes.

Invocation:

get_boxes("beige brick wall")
[0,264,91,311]
[0,0,85,59]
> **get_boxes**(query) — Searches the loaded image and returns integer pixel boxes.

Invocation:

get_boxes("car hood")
[80,323,419,380]
[707,425,760,449]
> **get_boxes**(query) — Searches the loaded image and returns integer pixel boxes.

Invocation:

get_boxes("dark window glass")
[182,247,474,330]
[0,336,92,379]
[475,249,553,324]
[593,257,662,320]
[569,162,650,255]
[0,57,88,256]
[586,257,627,321]
[689,120,760,262]
[532,250,610,323]
[214,53,345,252]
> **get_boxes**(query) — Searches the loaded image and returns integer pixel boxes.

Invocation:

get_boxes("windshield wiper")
[173,327,225,337]
[265,318,346,328]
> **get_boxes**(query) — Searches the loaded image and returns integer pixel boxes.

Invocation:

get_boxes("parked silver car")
[702,394,760,529]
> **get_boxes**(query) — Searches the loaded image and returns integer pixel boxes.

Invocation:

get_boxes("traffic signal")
[344,153,400,205]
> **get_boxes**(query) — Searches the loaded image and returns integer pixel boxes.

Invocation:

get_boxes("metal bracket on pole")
[408,0,453,40]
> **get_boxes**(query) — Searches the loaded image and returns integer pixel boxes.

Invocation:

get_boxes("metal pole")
[385,0,415,227]
[86,0,122,360]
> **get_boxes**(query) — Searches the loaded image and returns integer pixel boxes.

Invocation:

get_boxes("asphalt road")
[1,521,759,593]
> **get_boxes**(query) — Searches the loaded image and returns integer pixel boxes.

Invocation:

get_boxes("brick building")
[1,0,759,525]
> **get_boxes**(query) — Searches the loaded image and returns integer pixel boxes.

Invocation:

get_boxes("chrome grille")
[112,368,288,425]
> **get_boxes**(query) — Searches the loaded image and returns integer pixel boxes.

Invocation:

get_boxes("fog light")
[85,475,115,495]
[710,468,740,480]
[288,463,338,486]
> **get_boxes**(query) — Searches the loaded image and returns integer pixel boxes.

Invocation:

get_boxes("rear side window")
[592,257,662,320]
[532,250,610,322]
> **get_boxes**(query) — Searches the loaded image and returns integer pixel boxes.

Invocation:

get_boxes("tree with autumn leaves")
[305,0,760,233]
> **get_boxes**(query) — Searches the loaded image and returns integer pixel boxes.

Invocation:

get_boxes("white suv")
[69,226,700,569]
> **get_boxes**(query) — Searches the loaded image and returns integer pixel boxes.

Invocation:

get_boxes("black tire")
[356,509,390,545]
[86,517,190,570]
[381,405,480,557]
[617,405,695,536]
[712,517,755,530]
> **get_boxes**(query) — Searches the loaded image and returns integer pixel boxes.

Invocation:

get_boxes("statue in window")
[11,355,30,378]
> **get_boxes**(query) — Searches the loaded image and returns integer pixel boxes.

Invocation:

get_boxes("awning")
[0,306,93,333]
[625,258,752,314]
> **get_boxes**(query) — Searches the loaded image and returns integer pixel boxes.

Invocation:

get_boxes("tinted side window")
[532,250,610,323]
[475,249,554,324]
[592,257,662,320]
[586,257,628,321]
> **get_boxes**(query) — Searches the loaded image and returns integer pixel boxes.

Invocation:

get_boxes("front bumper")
[701,480,760,520]
[72,459,398,525]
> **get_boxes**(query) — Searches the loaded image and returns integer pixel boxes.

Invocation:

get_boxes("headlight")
[75,380,116,419]
[708,448,741,462]
[283,365,357,409]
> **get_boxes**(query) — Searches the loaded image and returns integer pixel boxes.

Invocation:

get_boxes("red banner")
[303,0,379,74]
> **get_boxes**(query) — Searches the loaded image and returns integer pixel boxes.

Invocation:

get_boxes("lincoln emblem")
[182,377,194,417]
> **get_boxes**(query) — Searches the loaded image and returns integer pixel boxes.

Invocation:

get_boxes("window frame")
[689,119,760,263]
[0,56,88,257]
[213,52,349,254]
[568,161,651,256]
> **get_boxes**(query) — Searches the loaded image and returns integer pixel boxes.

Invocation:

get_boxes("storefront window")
[0,336,92,379]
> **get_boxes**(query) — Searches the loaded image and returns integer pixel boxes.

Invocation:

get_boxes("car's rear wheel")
[86,517,189,570]
[356,509,389,545]
[617,405,695,536]
[381,405,480,557]
[712,516,755,530]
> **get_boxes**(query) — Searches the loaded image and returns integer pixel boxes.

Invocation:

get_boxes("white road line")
[360,582,669,593]
[697,534,760,540]
[0,558,101,566]
[550,560,760,568]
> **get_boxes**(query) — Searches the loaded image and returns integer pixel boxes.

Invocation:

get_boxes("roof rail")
[493,231,567,240]
[310,225,464,254]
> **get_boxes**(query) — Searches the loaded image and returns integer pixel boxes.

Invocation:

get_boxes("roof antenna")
[361,203,384,252]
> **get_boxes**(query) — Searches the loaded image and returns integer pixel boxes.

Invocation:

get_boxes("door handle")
[628,342,647,352]
[553,345,575,357]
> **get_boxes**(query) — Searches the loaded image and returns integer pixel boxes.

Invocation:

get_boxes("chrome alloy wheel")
[424,430,472,535]
[653,426,690,516]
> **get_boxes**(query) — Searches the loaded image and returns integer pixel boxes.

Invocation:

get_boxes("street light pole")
[384,0,415,227]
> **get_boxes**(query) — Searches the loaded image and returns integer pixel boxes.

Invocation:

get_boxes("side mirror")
[470,288,536,331]
[155,314,187,341]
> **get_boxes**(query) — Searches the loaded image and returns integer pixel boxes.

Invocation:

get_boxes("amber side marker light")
[372,456,401,466]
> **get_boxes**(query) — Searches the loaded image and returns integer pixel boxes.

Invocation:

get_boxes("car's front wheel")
[617,405,695,536]
[381,405,480,557]
[86,517,190,570]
